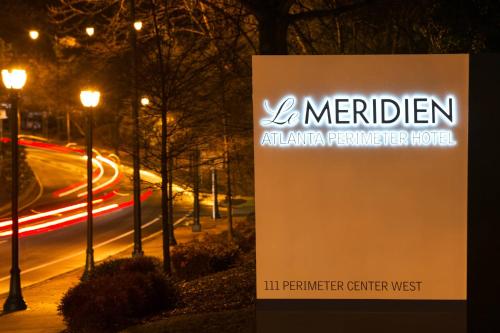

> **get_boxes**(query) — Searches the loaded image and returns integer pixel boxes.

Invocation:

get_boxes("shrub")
[59,256,178,333]
[233,215,256,253]
[85,256,161,280]
[172,235,240,281]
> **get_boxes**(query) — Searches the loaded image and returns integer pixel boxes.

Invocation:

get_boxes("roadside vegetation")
[59,214,256,333]
[0,145,37,209]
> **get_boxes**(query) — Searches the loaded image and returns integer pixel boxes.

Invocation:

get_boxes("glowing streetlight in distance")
[140,97,149,106]
[2,69,27,90]
[29,30,39,40]
[133,21,143,31]
[80,90,100,108]
[85,27,95,37]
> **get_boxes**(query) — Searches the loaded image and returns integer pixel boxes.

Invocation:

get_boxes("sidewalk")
[0,216,230,333]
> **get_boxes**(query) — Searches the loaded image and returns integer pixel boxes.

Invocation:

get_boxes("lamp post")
[130,0,144,257]
[220,66,234,241]
[80,89,100,279]
[167,116,177,245]
[212,162,221,220]
[2,68,27,312]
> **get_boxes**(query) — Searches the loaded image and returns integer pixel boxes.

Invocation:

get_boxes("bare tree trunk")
[167,143,177,244]
[151,0,171,274]
[130,0,144,258]
[113,115,123,156]
[258,14,289,54]
[223,126,233,242]
[242,0,369,55]
[191,148,201,232]
[221,72,234,241]
[65,111,70,143]
[240,0,292,54]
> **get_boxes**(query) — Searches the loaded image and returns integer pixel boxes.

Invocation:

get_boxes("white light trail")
[0,204,119,237]
[0,199,104,228]
[77,155,120,197]
[57,157,105,197]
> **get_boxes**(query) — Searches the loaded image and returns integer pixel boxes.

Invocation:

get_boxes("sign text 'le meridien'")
[260,94,458,148]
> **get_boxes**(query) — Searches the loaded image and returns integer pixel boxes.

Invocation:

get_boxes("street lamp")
[212,162,221,220]
[2,70,27,90]
[2,68,27,312]
[85,27,95,37]
[133,21,143,31]
[80,90,100,107]
[29,30,39,40]
[140,97,149,106]
[80,89,100,279]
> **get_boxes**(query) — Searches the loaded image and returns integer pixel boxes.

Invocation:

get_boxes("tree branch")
[288,0,374,23]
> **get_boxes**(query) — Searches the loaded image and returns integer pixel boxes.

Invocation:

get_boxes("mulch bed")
[170,251,256,316]
[124,251,256,333]
[123,218,256,333]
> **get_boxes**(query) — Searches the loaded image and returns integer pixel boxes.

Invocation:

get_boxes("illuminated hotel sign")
[260,94,457,147]
[253,55,468,301]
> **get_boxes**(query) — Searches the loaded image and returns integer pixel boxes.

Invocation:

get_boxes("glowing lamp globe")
[80,90,100,108]
[29,30,39,40]
[86,27,95,37]
[2,69,27,90]
[140,97,150,106]
[134,21,143,31]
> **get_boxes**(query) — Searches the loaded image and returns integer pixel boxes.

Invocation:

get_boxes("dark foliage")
[117,218,256,332]
[0,146,37,206]
[233,214,256,253]
[59,257,178,333]
[84,256,161,281]
[173,251,256,315]
[171,234,240,281]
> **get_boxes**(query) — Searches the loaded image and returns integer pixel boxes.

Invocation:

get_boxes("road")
[0,142,194,295]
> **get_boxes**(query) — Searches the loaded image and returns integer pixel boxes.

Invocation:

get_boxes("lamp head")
[140,97,150,106]
[29,30,39,40]
[2,69,27,90]
[86,27,95,37]
[133,21,143,31]
[80,90,100,108]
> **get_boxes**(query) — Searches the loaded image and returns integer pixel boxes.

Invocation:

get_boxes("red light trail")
[0,138,154,238]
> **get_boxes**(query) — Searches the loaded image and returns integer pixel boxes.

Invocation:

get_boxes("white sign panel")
[253,55,468,300]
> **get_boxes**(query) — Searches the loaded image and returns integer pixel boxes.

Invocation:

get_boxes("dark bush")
[172,234,240,281]
[233,215,256,253]
[59,256,178,333]
[85,256,161,280]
